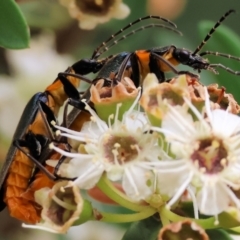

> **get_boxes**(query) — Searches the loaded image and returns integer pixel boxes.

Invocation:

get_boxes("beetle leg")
[13,138,56,181]
[58,72,92,84]
[53,155,76,181]
[38,101,57,134]
[177,70,199,79]
[58,74,81,100]
[149,52,165,83]
[151,53,199,79]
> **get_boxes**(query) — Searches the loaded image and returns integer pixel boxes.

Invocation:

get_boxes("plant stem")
[99,207,157,223]
[160,207,216,229]
[159,210,170,226]
[97,174,151,212]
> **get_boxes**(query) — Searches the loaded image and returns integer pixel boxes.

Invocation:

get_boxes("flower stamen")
[187,186,199,219]
[51,195,76,211]
[49,143,92,159]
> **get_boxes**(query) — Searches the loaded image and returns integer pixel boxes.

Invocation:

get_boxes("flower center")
[102,134,139,165]
[190,137,228,174]
[148,94,158,107]
[49,187,77,225]
[75,0,115,16]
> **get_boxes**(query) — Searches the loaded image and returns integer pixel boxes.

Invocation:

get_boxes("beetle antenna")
[208,63,240,75]
[97,24,182,58]
[192,9,235,55]
[201,51,240,75]
[91,15,178,59]
[200,51,240,62]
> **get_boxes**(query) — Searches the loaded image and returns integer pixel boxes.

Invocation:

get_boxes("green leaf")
[206,229,234,240]
[198,21,240,102]
[122,216,161,240]
[0,0,29,49]
[227,228,240,236]
[19,1,72,30]
[56,234,68,240]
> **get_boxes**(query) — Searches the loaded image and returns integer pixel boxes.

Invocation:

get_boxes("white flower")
[50,95,161,201]
[151,87,240,218]
[60,0,130,30]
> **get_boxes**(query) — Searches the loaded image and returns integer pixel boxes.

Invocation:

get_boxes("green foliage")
[19,1,72,30]
[121,216,161,240]
[206,229,234,240]
[121,214,235,240]
[0,0,29,49]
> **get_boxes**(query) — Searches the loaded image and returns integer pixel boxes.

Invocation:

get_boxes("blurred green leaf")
[19,1,72,30]
[56,234,68,240]
[198,21,240,102]
[227,227,240,236]
[0,0,29,49]
[122,216,161,240]
[206,229,234,240]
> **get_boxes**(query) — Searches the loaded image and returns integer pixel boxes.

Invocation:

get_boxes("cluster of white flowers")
[20,73,240,236]
[49,73,240,223]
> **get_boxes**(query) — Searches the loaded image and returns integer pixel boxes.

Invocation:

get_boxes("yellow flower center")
[102,134,140,164]
[191,137,228,174]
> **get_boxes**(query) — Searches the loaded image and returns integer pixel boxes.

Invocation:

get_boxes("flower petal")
[122,165,154,201]
[106,167,123,181]
[211,109,240,137]
[162,106,195,140]
[197,181,230,215]
[112,3,130,19]
[59,157,104,189]
[156,161,190,198]
[124,111,148,132]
